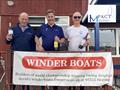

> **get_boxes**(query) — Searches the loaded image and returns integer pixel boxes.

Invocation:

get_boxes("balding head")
[19,12,29,27]
[19,12,29,18]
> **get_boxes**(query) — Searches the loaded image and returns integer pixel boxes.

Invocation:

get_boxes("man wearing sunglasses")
[66,11,90,51]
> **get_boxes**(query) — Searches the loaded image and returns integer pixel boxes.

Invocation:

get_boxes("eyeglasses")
[74,16,81,19]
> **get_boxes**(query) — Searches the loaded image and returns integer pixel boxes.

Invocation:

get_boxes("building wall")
[0,0,87,16]
[0,0,88,51]
[0,16,1,51]
[1,15,18,51]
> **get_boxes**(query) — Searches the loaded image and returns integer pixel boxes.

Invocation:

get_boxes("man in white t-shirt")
[66,12,90,51]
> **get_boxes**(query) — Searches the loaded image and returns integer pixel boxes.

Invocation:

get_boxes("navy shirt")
[36,24,65,51]
[6,23,36,51]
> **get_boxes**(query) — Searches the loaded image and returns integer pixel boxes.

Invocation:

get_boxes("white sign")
[88,5,116,23]
[13,51,113,86]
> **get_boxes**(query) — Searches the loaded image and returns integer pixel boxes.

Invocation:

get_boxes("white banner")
[88,5,116,23]
[13,51,113,86]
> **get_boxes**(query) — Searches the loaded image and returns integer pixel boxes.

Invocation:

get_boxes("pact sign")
[88,5,116,23]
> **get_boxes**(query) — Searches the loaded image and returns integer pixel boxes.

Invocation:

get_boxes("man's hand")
[55,36,65,44]
[54,36,60,42]
[83,39,90,46]
[6,34,13,41]
[36,45,45,52]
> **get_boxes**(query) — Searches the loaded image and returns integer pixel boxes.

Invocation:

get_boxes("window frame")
[89,28,120,57]
[29,16,70,27]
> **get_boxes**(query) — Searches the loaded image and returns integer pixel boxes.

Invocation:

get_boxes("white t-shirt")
[65,25,90,51]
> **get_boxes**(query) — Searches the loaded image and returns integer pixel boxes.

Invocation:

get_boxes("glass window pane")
[89,29,116,55]
[29,16,45,27]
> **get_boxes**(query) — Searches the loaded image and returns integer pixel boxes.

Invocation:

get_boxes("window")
[29,16,45,27]
[89,29,116,55]
[29,16,69,33]
[54,16,69,26]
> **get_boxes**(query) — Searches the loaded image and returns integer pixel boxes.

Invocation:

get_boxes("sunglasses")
[74,16,81,19]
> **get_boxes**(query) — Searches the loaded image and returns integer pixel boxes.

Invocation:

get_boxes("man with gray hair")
[6,12,36,90]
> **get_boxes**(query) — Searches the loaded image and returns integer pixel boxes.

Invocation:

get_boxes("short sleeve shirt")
[36,24,65,51]
[66,25,90,51]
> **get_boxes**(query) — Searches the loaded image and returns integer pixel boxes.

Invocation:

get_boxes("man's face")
[72,12,82,24]
[46,13,55,25]
[19,14,28,27]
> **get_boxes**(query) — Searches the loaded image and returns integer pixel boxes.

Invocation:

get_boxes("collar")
[17,23,30,31]
[46,23,56,28]
[17,23,30,28]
